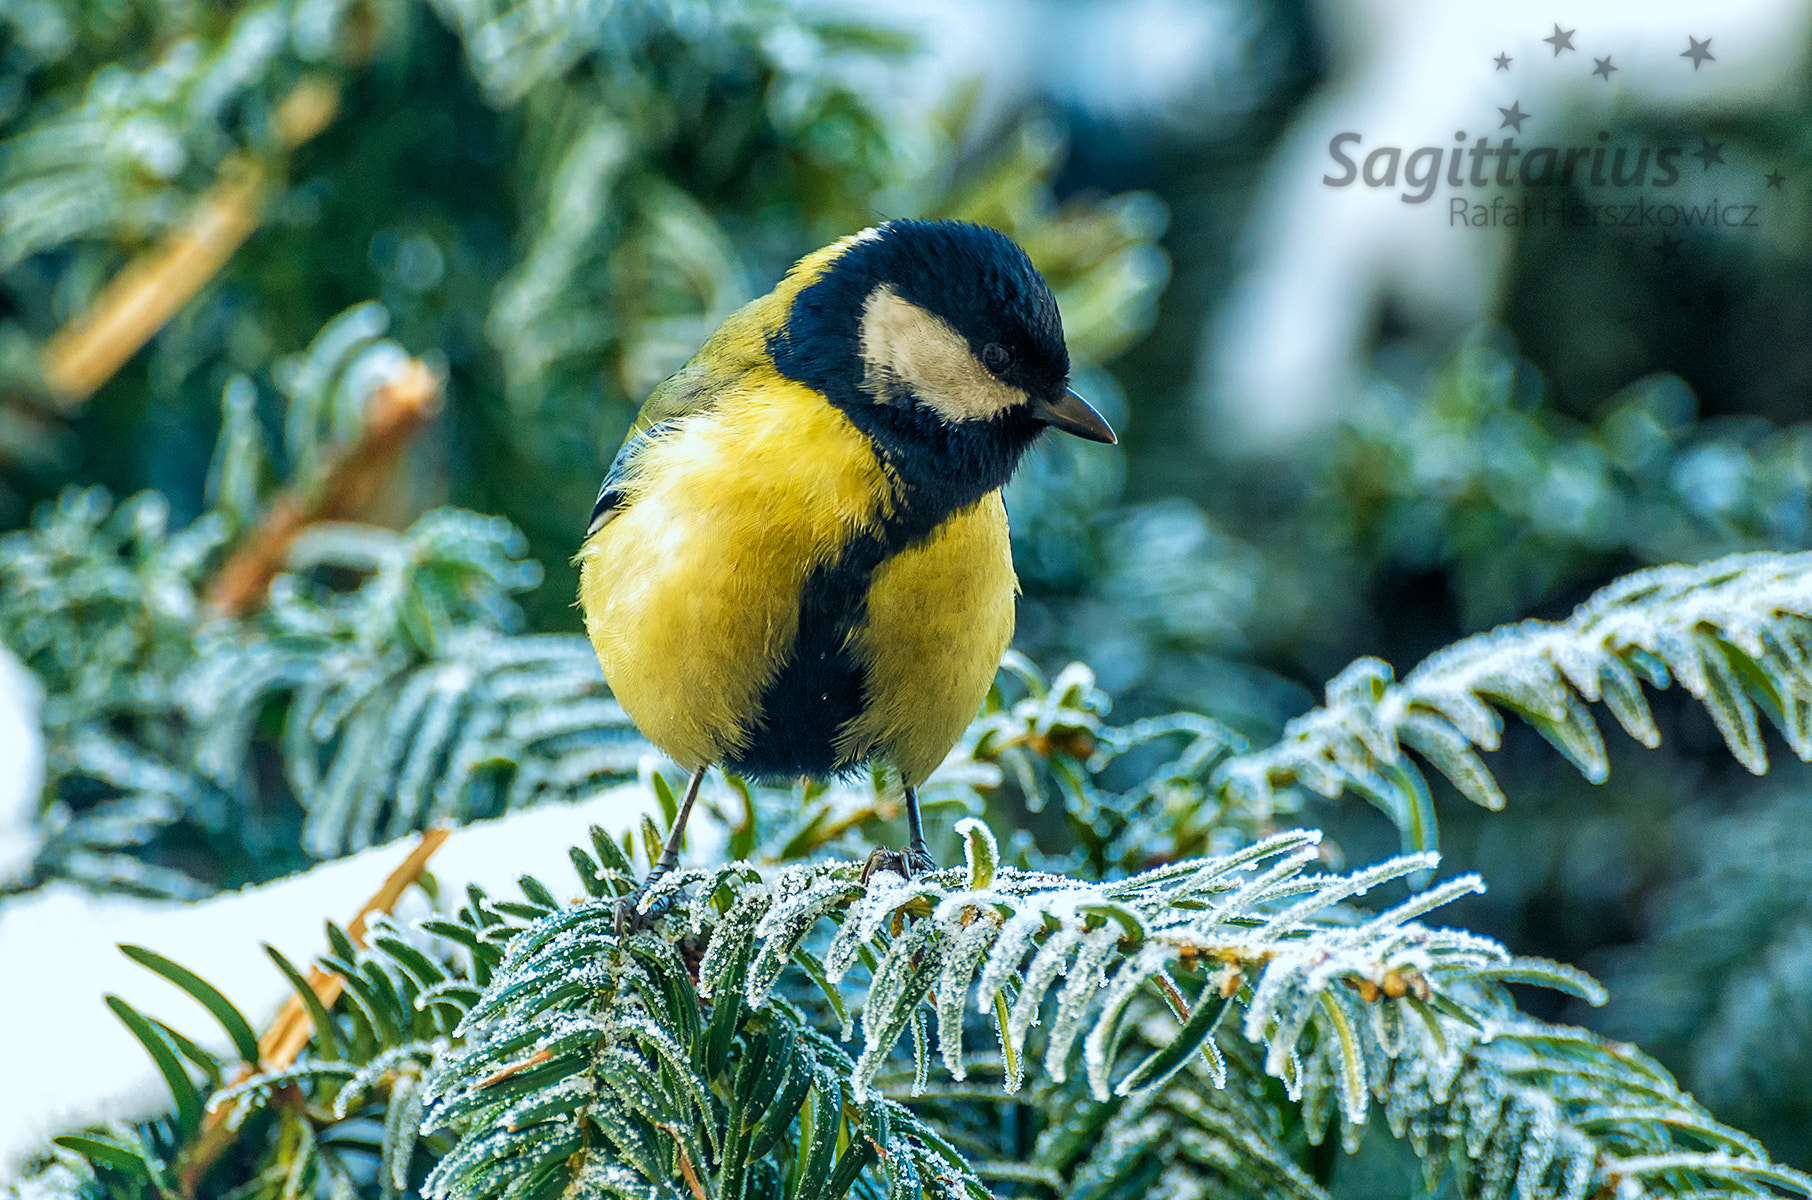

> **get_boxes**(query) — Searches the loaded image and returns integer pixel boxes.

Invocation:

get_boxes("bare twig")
[41,78,340,406]
[180,825,450,1194]
[205,357,442,617]
[256,824,452,1068]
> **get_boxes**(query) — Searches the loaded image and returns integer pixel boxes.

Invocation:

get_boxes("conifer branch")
[30,810,1812,1200]
[1213,552,1812,845]
[259,825,451,1070]
[205,357,442,617]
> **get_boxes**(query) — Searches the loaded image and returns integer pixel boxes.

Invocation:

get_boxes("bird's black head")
[769,220,1114,523]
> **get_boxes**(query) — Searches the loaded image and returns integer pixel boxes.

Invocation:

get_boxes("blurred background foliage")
[4,0,1812,1188]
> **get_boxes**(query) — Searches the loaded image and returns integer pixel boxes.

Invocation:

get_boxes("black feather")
[586,420,676,536]
[727,487,978,781]
[768,220,1060,519]
[726,221,1069,778]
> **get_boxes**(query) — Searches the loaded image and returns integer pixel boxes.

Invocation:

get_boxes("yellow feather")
[577,369,890,770]
[623,230,872,433]
[838,492,1017,786]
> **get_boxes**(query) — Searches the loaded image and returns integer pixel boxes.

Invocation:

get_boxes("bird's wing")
[584,299,777,537]
[585,274,807,537]
[585,421,670,537]
[583,375,700,537]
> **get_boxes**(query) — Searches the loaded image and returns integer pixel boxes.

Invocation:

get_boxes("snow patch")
[0,781,722,1177]
[0,647,45,888]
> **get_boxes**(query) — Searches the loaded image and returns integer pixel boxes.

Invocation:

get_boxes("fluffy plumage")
[577,220,1110,801]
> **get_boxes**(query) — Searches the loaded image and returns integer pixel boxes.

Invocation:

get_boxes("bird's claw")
[861,844,937,884]
[613,883,677,936]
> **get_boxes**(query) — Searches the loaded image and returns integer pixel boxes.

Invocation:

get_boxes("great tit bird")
[577,218,1115,899]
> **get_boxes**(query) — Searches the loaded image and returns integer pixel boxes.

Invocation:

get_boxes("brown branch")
[256,823,452,1068]
[204,356,442,617]
[41,77,340,407]
[180,825,451,1195]
[667,1131,708,1200]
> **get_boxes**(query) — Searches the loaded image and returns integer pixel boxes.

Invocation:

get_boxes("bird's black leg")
[615,764,706,934]
[902,785,935,873]
[861,785,938,883]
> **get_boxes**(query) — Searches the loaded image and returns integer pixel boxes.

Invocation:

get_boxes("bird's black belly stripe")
[726,535,889,779]
[727,492,958,781]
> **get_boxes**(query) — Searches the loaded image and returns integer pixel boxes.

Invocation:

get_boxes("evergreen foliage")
[1320,335,1812,625]
[21,809,1812,1200]
[0,470,642,893]
[1600,780,1812,1166]
[6,0,1812,1196]
[1208,551,1812,852]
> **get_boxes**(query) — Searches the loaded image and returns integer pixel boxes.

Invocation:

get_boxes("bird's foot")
[861,844,937,884]
[613,877,679,936]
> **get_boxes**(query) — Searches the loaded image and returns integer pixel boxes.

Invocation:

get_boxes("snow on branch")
[16,814,1807,1200]
[412,820,1803,1200]
[1214,552,1812,843]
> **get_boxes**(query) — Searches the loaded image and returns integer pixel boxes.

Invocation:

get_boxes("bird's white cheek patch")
[858,285,1026,422]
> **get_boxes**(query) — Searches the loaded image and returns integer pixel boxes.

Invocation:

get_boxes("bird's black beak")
[1030,387,1117,444]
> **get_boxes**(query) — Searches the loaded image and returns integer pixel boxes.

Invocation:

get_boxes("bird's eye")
[981,342,1011,373]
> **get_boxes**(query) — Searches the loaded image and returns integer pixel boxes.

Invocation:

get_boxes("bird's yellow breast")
[577,370,885,770]
[576,373,1016,785]
[838,492,1016,785]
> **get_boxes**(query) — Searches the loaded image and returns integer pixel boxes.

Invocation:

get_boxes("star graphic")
[1544,24,1576,55]
[1692,138,1726,170]
[1656,234,1684,259]
[1682,35,1715,69]
[1494,52,1513,70]
[1592,55,1618,80]
[1498,101,1530,132]
[1767,169,1787,188]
